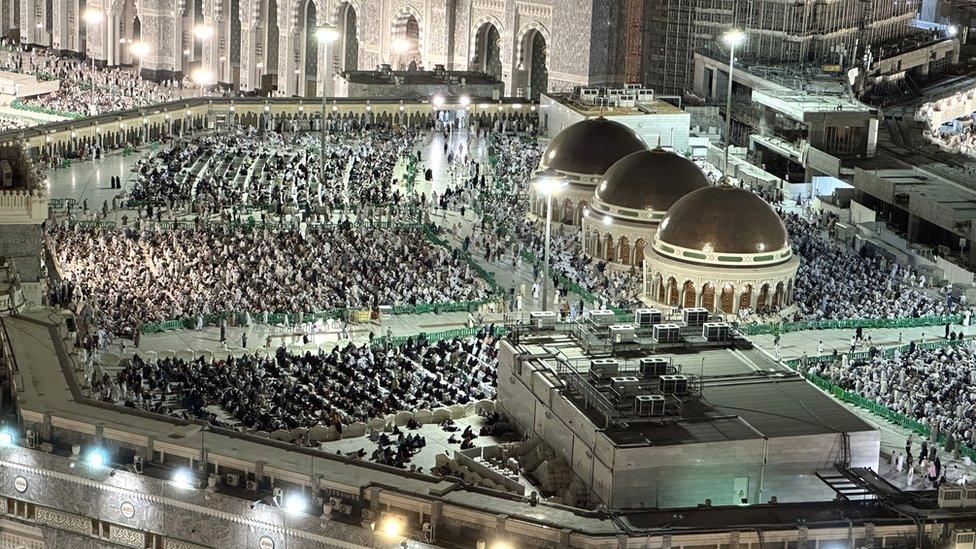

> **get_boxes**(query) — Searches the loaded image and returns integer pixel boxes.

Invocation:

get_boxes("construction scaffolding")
[644,0,923,95]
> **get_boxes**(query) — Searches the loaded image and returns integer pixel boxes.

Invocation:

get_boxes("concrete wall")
[497,342,882,510]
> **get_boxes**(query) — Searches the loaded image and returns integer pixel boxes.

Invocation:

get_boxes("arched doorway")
[301,0,317,96]
[518,29,548,99]
[720,284,735,314]
[472,23,502,80]
[739,285,753,311]
[228,0,242,88]
[262,0,280,91]
[634,238,646,266]
[562,198,573,224]
[604,234,615,262]
[701,282,715,311]
[773,282,784,308]
[682,281,696,308]
[391,13,421,70]
[619,236,631,265]
[757,284,769,309]
[667,277,679,306]
[337,2,358,71]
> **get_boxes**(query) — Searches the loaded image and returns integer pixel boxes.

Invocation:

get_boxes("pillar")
[239,20,257,91]
[276,0,297,96]
[139,0,183,81]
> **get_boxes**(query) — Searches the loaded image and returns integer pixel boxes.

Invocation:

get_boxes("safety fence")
[135,223,502,334]
[739,315,964,336]
[784,338,976,461]
[372,325,508,349]
[10,99,82,120]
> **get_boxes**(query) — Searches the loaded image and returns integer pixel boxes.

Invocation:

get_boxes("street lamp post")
[721,28,746,184]
[315,25,341,206]
[83,9,103,89]
[535,168,568,312]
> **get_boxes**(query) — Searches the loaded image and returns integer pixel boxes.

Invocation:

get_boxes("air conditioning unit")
[702,322,731,341]
[639,357,669,377]
[609,324,637,343]
[610,376,641,398]
[635,308,661,327]
[207,474,219,491]
[636,394,666,416]
[683,307,709,327]
[25,430,37,449]
[132,455,144,474]
[588,358,619,381]
[529,311,557,329]
[362,509,375,521]
[225,473,240,488]
[590,310,616,326]
[660,374,689,395]
[246,480,259,492]
[653,323,681,343]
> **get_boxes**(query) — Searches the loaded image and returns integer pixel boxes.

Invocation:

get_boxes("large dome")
[541,117,648,176]
[595,149,710,211]
[656,186,789,254]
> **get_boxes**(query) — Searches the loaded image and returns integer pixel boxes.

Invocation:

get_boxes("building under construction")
[645,0,925,95]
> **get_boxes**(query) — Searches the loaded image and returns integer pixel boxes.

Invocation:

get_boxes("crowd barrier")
[740,315,964,336]
[10,99,82,119]
[785,338,976,461]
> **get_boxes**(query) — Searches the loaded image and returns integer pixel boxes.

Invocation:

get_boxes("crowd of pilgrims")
[129,125,418,214]
[99,331,499,452]
[782,211,958,320]
[0,45,187,117]
[434,133,643,312]
[808,341,976,455]
[50,223,489,339]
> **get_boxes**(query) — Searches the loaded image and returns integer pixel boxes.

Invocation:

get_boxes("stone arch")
[390,8,423,69]
[299,0,318,96]
[334,1,359,71]
[634,238,646,266]
[619,235,631,265]
[773,281,785,308]
[515,23,550,99]
[604,233,615,262]
[682,281,696,309]
[701,282,715,311]
[667,277,679,306]
[739,284,753,311]
[786,279,793,306]
[757,283,770,309]
[653,272,664,302]
[471,19,503,80]
[576,201,586,225]
[720,283,735,314]
[561,198,573,224]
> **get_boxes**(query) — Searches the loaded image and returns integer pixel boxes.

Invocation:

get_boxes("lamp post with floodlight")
[83,9,103,88]
[535,168,568,312]
[720,28,746,184]
[315,24,341,204]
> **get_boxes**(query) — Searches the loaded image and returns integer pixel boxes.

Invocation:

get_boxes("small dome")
[657,186,789,254]
[541,117,648,176]
[595,149,709,212]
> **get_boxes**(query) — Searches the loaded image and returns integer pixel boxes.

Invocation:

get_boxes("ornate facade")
[3,0,628,97]
[643,185,800,316]
[530,117,647,226]
[581,148,709,268]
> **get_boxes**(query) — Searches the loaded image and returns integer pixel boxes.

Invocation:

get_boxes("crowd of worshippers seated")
[783,212,958,321]
[129,126,416,213]
[50,223,489,339]
[100,331,499,440]
[4,47,187,117]
[808,341,976,451]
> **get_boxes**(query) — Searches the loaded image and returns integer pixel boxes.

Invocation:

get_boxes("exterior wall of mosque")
[14,0,619,96]
[643,252,800,315]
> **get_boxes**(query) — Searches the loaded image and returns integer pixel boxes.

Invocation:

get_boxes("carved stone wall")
[39,0,622,93]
